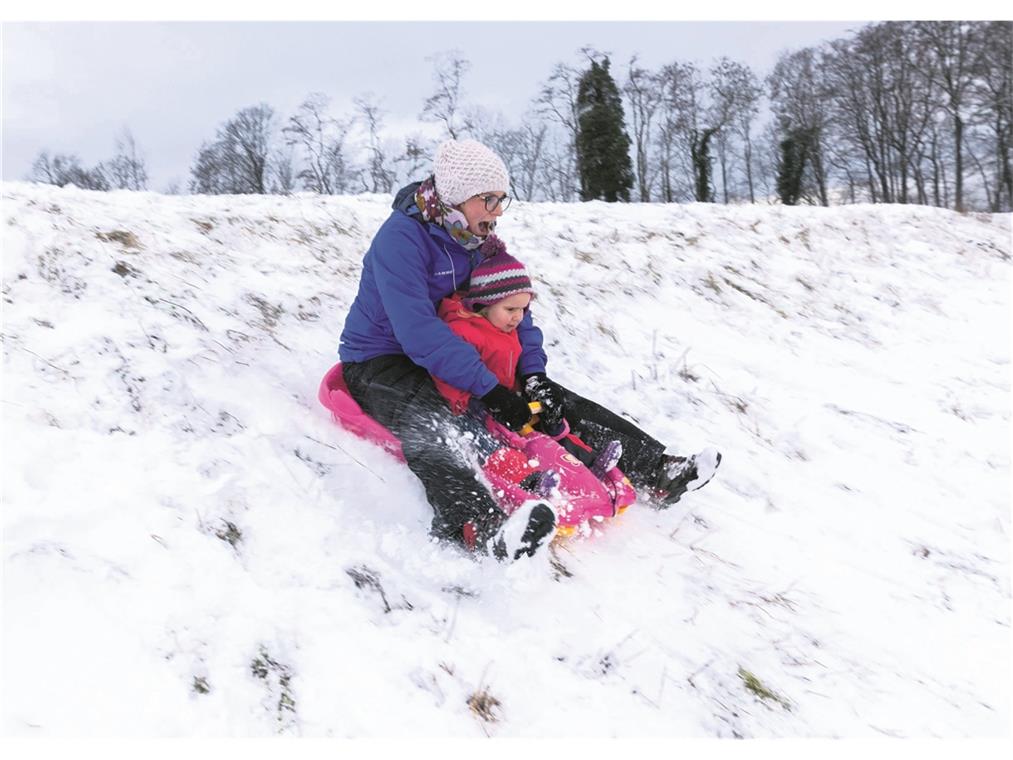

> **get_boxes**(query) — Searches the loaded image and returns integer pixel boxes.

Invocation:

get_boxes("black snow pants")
[341,354,667,548]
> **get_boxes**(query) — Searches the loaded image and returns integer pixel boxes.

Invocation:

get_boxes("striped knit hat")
[462,243,535,311]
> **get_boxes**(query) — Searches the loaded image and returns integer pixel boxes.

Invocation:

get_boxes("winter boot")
[651,447,722,507]
[590,439,623,480]
[490,500,558,561]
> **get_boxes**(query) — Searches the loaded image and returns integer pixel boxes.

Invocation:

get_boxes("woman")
[337,139,719,561]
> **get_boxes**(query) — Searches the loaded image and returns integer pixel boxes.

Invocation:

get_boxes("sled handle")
[520,401,543,436]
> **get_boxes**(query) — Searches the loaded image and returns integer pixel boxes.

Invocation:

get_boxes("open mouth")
[478,220,495,235]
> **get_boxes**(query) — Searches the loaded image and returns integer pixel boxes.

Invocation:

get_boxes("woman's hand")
[481,385,532,431]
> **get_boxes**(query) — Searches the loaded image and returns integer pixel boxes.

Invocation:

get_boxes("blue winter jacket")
[338,183,547,397]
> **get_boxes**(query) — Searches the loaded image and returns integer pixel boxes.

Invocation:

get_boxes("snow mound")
[2,182,1009,737]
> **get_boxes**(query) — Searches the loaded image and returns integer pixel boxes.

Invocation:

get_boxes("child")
[431,243,623,485]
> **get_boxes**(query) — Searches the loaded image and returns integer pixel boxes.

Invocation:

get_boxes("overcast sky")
[1,19,882,190]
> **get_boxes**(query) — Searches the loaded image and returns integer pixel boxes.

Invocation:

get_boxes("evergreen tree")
[776,124,812,205]
[576,57,634,202]
[691,127,719,202]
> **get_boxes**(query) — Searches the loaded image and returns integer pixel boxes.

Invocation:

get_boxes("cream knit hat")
[433,139,510,206]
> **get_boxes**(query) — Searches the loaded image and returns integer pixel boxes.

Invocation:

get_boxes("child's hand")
[523,374,565,429]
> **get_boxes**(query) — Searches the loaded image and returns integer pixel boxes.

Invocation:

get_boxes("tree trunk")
[812,143,829,206]
[1001,129,1013,211]
[719,137,729,204]
[953,113,964,210]
[913,153,927,205]
[865,154,878,203]
[744,135,755,203]
[930,131,942,207]
[964,136,993,210]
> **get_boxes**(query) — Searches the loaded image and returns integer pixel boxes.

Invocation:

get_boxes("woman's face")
[457,191,508,237]
[482,292,531,332]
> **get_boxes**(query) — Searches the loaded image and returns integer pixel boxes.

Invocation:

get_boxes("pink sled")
[318,362,636,536]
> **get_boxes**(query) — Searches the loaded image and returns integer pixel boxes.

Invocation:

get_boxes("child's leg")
[557,433,595,467]
[554,386,669,489]
[552,431,622,479]
[556,384,719,503]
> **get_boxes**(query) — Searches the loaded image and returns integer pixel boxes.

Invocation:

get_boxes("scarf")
[414,175,497,251]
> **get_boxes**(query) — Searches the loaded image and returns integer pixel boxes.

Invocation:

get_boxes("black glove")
[481,384,532,431]
[522,373,566,430]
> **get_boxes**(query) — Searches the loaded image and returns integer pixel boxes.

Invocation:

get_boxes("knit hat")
[434,139,510,206]
[463,244,535,311]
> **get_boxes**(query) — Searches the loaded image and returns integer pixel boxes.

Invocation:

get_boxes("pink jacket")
[432,293,521,414]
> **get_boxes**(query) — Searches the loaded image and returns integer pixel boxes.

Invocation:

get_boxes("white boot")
[490,500,558,561]
[653,447,722,506]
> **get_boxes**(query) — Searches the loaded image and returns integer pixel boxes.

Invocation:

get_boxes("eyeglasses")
[476,193,511,213]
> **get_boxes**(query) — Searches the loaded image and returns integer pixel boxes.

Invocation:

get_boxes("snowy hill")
[2,182,1010,738]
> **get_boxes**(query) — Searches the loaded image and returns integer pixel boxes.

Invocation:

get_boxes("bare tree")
[189,141,231,194]
[885,23,936,204]
[392,134,432,186]
[918,21,981,211]
[654,118,677,202]
[768,47,832,205]
[687,88,720,202]
[31,129,146,193]
[971,21,1012,211]
[473,109,549,201]
[421,50,471,140]
[283,93,353,194]
[534,60,585,201]
[926,119,952,207]
[189,103,279,194]
[513,119,550,202]
[657,60,723,203]
[708,59,737,203]
[756,120,785,202]
[538,130,580,202]
[107,128,148,191]
[826,30,889,203]
[271,145,297,195]
[29,151,109,190]
[824,22,935,205]
[624,56,665,202]
[654,62,697,203]
[709,58,762,203]
[223,103,276,194]
[29,151,60,184]
[354,93,396,194]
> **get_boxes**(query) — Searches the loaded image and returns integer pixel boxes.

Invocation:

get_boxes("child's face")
[482,292,532,332]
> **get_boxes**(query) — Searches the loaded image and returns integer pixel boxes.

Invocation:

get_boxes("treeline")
[30,129,148,192]
[27,20,1012,212]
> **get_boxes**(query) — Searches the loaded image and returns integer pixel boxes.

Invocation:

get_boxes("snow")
[1,181,1010,739]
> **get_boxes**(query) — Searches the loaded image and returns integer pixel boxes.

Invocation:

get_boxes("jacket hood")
[392,181,422,215]
[393,180,468,250]
[437,293,515,333]
[437,292,478,325]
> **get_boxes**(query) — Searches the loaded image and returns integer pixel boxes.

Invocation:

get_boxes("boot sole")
[515,504,557,559]
[686,449,722,491]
